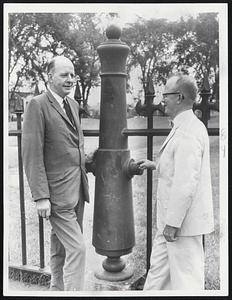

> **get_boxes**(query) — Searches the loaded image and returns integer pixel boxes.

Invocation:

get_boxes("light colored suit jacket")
[22,90,89,211]
[156,109,214,236]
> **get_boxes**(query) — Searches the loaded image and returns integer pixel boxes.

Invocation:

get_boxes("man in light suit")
[136,74,214,290]
[22,56,91,291]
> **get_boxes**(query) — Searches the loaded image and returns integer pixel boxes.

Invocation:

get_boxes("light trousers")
[49,197,86,291]
[144,231,204,290]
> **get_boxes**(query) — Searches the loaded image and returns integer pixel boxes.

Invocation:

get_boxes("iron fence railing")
[8,111,219,281]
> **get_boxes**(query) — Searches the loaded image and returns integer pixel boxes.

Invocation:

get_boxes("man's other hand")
[163,224,178,242]
[36,199,51,220]
[85,149,98,175]
[136,159,156,170]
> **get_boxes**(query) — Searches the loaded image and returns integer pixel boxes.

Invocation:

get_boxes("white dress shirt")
[48,87,66,113]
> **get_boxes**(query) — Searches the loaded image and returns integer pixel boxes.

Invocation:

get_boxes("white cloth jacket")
[156,110,214,236]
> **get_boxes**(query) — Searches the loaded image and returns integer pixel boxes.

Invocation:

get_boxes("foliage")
[8,13,105,107]
[47,13,104,107]
[172,13,219,87]
[122,18,175,91]
[121,14,219,103]
[9,13,52,95]
[8,12,219,108]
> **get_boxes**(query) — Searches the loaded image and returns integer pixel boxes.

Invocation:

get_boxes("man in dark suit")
[22,56,90,291]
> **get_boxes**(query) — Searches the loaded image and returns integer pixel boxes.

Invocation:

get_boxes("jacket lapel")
[46,90,76,130]
[157,111,194,170]
[156,126,178,170]
[159,111,195,154]
[159,126,177,154]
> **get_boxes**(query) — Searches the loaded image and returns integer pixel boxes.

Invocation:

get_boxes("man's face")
[162,77,180,119]
[49,59,75,98]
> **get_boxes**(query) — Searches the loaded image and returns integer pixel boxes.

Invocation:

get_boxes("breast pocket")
[48,168,81,209]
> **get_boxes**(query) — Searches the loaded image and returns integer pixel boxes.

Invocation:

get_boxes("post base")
[94,265,133,282]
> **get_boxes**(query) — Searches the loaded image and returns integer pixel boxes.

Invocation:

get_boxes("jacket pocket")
[46,172,65,181]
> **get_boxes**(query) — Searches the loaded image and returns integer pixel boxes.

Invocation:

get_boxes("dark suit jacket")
[22,90,89,210]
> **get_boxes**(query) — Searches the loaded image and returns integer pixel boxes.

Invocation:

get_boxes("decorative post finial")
[106,24,122,40]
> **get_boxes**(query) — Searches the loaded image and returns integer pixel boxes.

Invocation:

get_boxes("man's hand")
[163,224,179,242]
[136,159,156,170]
[36,199,51,220]
[85,149,98,175]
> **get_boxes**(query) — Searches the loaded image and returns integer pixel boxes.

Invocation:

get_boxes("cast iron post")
[14,94,27,265]
[135,78,156,272]
[193,73,211,128]
[92,25,142,281]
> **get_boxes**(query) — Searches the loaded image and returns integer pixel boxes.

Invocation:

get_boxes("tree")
[121,14,219,108]
[8,13,105,109]
[9,13,59,100]
[55,13,104,108]
[122,18,176,95]
[172,13,219,93]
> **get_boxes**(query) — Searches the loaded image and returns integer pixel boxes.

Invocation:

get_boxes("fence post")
[193,74,212,250]
[193,73,211,128]
[39,216,45,269]
[15,111,27,265]
[145,79,155,273]
[136,77,155,272]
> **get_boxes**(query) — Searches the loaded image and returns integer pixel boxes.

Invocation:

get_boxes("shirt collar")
[48,87,64,107]
[172,109,194,128]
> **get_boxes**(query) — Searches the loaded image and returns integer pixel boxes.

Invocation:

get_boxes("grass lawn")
[6,112,220,290]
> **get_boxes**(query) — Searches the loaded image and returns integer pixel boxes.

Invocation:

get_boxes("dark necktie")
[63,98,75,127]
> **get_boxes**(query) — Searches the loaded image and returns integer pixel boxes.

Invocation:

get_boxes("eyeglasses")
[162,92,180,97]
[162,92,183,100]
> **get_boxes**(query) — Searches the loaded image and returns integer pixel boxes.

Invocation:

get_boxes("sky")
[107,3,222,26]
[5,3,225,23]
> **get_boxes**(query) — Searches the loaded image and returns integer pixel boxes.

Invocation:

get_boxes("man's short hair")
[47,58,56,74]
[47,56,73,74]
[175,74,198,102]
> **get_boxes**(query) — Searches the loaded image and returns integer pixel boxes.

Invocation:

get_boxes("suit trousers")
[49,195,86,291]
[143,230,204,290]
